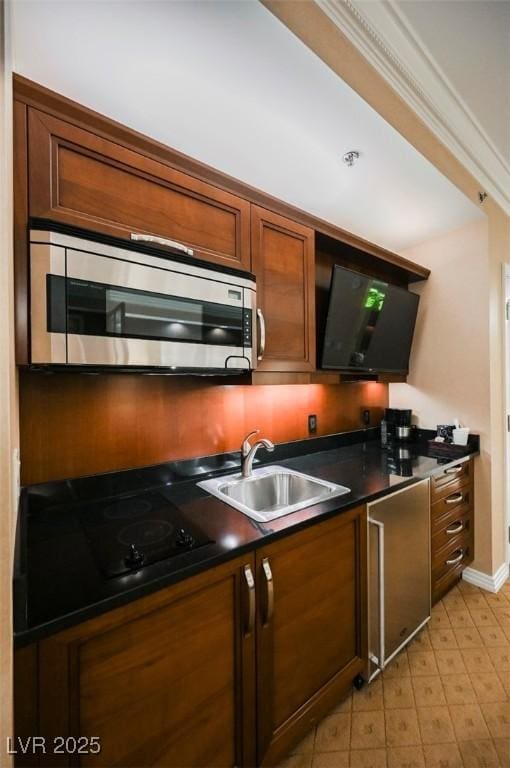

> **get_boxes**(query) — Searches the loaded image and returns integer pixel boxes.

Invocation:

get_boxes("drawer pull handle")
[243,564,255,635]
[131,232,194,257]
[444,466,464,475]
[261,557,274,625]
[446,521,465,535]
[445,493,464,505]
[446,549,465,566]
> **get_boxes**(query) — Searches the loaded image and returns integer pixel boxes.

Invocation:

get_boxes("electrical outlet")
[362,409,370,426]
[308,414,317,434]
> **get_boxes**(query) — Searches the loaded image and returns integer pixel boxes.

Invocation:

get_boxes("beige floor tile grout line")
[279,578,510,768]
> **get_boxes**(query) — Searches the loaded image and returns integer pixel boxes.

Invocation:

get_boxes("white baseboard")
[462,562,509,593]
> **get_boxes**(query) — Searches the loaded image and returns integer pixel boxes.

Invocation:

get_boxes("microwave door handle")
[257,308,266,361]
[369,516,385,672]
[130,233,194,257]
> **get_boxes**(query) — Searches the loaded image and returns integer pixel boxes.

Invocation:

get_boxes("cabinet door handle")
[130,232,194,257]
[257,309,266,361]
[444,466,463,476]
[446,549,465,566]
[446,521,465,535]
[243,564,255,635]
[368,517,385,671]
[445,492,464,505]
[261,557,274,625]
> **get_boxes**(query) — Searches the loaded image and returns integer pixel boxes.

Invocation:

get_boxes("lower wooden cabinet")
[15,507,367,768]
[16,555,257,768]
[430,458,475,604]
[255,506,367,766]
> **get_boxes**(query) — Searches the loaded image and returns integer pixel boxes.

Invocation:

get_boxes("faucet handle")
[241,430,259,457]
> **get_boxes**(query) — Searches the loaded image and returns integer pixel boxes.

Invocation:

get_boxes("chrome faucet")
[241,430,275,478]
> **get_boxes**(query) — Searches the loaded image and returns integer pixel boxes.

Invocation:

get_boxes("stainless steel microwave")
[29,227,259,373]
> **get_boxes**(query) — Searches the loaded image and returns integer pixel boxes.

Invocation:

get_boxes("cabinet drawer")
[432,510,472,555]
[28,109,251,271]
[432,531,473,581]
[432,531,473,604]
[431,462,472,503]
[431,485,473,530]
[432,559,467,605]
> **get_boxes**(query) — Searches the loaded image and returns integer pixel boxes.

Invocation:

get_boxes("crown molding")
[317,0,510,215]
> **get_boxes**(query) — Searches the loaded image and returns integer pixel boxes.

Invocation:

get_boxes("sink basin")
[198,466,350,522]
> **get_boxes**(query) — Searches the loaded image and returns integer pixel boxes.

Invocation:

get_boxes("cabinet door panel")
[36,556,256,768]
[78,579,234,767]
[28,109,251,271]
[256,506,367,765]
[251,206,315,371]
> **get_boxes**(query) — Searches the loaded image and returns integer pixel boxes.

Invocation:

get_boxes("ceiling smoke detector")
[343,150,360,167]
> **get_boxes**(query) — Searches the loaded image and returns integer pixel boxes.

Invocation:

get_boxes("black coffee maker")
[381,408,414,445]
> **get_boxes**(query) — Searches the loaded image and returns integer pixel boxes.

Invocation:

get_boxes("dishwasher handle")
[369,517,385,671]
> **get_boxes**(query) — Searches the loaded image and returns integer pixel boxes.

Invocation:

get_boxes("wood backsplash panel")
[19,372,388,485]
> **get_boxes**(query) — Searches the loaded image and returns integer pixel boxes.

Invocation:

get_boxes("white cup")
[452,428,469,446]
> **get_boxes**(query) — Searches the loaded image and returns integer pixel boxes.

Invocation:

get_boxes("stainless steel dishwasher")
[367,479,431,681]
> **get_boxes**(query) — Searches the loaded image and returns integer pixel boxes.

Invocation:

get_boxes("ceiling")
[323,0,509,214]
[395,0,510,168]
[11,0,483,253]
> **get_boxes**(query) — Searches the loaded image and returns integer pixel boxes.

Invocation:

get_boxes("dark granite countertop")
[14,429,478,647]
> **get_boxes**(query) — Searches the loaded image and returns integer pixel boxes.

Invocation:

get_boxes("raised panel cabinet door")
[27,108,251,271]
[256,506,367,766]
[34,555,256,768]
[251,206,315,371]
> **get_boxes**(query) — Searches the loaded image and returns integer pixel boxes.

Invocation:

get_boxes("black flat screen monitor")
[321,265,420,374]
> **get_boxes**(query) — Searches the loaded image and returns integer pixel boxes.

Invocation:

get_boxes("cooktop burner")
[117,519,174,547]
[79,491,212,578]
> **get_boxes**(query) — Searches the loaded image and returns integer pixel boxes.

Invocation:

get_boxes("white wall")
[0,0,17,760]
[390,219,494,574]
[391,219,490,432]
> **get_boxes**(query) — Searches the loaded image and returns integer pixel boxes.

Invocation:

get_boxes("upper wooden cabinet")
[26,108,251,271]
[251,206,315,372]
[14,79,429,369]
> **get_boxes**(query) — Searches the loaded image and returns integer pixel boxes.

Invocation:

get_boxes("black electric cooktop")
[79,490,212,578]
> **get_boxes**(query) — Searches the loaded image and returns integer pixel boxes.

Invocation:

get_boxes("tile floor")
[281,578,510,768]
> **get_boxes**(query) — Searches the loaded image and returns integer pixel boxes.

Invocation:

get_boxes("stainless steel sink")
[198,466,350,522]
